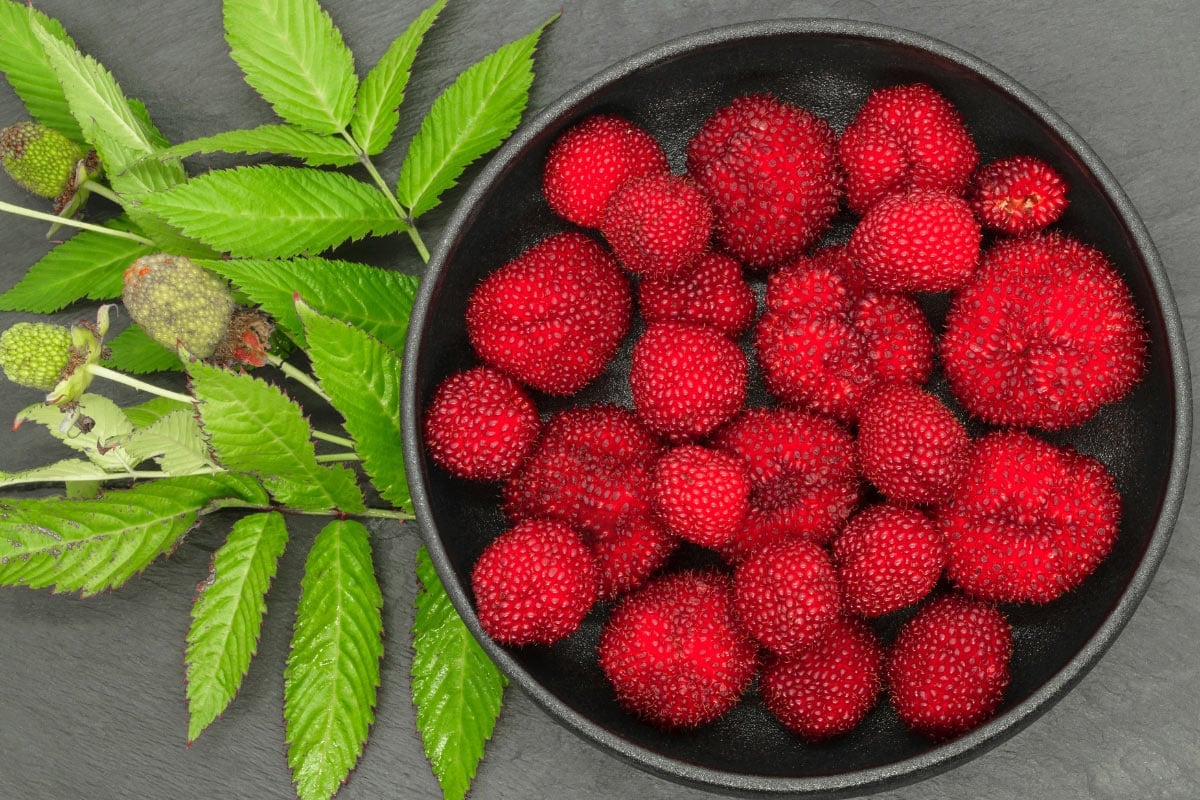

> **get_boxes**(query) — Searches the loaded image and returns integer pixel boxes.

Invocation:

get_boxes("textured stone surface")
[0,1,1198,798]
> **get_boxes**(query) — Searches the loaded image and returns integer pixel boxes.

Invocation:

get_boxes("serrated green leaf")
[0,474,265,596]
[115,410,216,474]
[127,97,170,148]
[139,166,405,259]
[16,394,136,471]
[0,458,117,490]
[285,519,382,800]
[186,511,287,742]
[0,0,84,142]
[397,16,554,218]
[298,303,409,510]
[109,160,215,258]
[0,221,153,313]
[202,257,418,353]
[224,0,357,135]
[189,361,364,512]
[125,395,191,428]
[32,23,157,174]
[103,324,183,374]
[167,124,359,167]
[351,0,446,156]
[413,546,505,800]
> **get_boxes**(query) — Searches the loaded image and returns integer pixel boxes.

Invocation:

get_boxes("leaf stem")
[407,226,431,264]
[265,353,331,402]
[314,452,360,464]
[339,129,431,263]
[79,179,123,205]
[88,365,194,404]
[312,430,355,449]
[0,199,155,245]
[203,496,413,522]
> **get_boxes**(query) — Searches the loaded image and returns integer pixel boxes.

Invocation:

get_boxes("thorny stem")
[204,496,414,522]
[312,429,355,448]
[265,353,331,402]
[79,179,122,205]
[0,199,155,245]
[339,129,432,264]
[88,364,194,404]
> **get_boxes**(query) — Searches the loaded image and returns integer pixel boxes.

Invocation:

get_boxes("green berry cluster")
[0,321,72,391]
[0,121,85,199]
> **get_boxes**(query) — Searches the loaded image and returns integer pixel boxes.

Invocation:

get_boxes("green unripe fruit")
[0,122,86,199]
[0,321,73,391]
[122,254,236,359]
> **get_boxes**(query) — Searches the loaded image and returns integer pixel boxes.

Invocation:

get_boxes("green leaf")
[15,394,135,471]
[32,23,158,174]
[0,458,117,490]
[109,160,213,258]
[202,257,419,353]
[0,221,154,313]
[224,0,357,135]
[0,0,85,143]
[189,360,364,512]
[103,324,183,374]
[167,124,359,167]
[413,546,506,800]
[298,302,409,510]
[350,0,446,156]
[127,97,171,148]
[115,410,216,474]
[397,16,554,218]
[186,511,288,742]
[0,474,265,596]
[139,166,405,259]
[285,519,382,800]
[124,396,191,428]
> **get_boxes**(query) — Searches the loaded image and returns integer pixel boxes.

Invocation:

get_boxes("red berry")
[600,173,713,280]
[630,322,747,442]
[467,232,631,396]
[756,253,932,422]
[687,93,839,268]
[887,594,1011,739]
[599,571,758,728]
[855,383,970,506]
[941,232,1146,429]
[543,115,669,228]
[652,445,750,548]
[938,431,1121,604]
[713,408,859,561]
[503,405,675,598]
[839,83,978,214]
[832,504,946,617]
[638,252,756,337]
[733,539,841,657]
[849,190,982,292]
[472,519,600,646]
[423,366,541,481]
[970,155,1068,235]
[761,616,883,740]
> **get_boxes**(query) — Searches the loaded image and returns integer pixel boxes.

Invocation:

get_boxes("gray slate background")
[1,1,1198,798]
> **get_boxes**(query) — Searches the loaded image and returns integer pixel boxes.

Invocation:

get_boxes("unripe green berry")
[0,122,86,199]
[122,254,236,359]
[0,321,72,391]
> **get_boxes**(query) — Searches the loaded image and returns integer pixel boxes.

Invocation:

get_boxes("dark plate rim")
[401,17,1193,796]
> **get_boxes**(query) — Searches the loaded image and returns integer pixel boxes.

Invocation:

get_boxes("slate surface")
[0,2,1197,799]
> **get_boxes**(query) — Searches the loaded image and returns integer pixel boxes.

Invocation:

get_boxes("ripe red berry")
[599,571,758,729]
[855,383,970,506]
[760,616,883,740]
[472,519,600,646]
[839,83,978,214]
[466,232,632,396]
[941,232,1146,429]
[713,408,859,561]
[687,93,839,268]
[887,594,1011,739]
[733,539,841,657]
[938,431,1121,604]
[832,504,946,617]
[503,405,675,598]
[630,322,748,442]
[849,190,982,292]
[652,445,750,549]
[423,366,541,481]
[638,252,756,337]
[543,115,669,227]
[970,155,1068,235]
[600,173,713,280]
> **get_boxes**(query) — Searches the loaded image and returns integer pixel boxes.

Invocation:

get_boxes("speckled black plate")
[401,19,1191,797]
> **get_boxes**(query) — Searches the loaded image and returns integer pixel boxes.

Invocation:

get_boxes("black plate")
[401,19,1191,797]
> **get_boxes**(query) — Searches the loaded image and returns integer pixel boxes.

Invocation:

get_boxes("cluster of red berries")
[423,83,1146,741]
